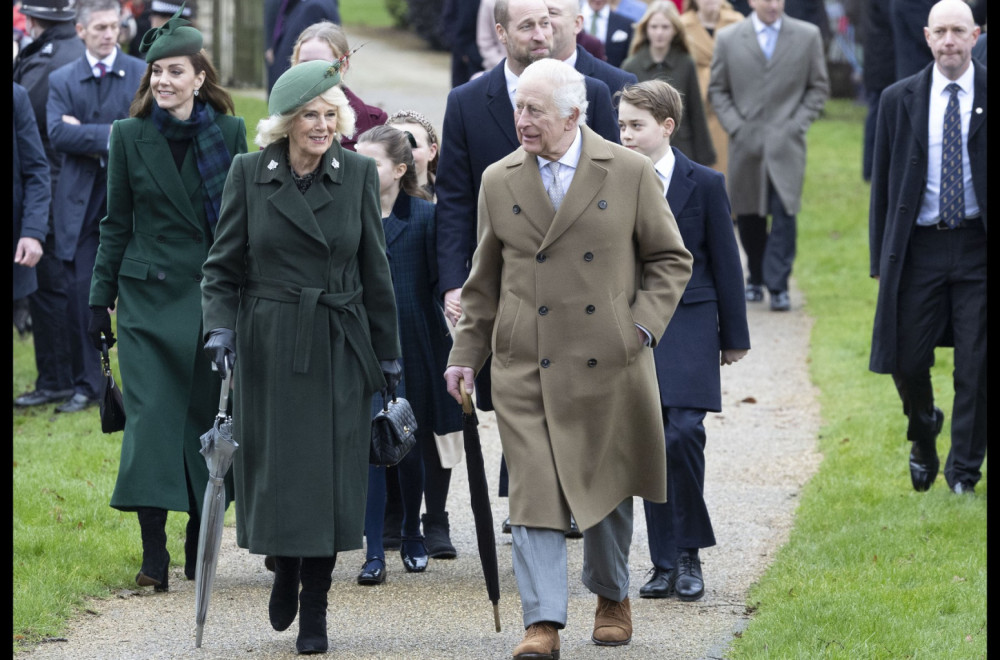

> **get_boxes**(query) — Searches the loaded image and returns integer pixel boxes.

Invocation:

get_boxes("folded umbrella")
[460,378,501,632]
[194,370,237,648]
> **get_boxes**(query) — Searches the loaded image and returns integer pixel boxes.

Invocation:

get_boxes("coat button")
[513,205,521,214]
[538,306,548,315]
[587,359,597,367]
[583,252,594,262]
[194,273,203,282]
[156,271,166,280]
[540,358,551,368]
[586,305,595,314]
[156,235,166,243]
[597,200,607,209]
[536,253,546,263]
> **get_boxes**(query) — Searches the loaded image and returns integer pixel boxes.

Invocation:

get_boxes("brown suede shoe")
[513,622,561,659]
[592,595,632,646]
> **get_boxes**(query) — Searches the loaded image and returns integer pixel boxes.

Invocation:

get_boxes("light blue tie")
[761,26,777,60]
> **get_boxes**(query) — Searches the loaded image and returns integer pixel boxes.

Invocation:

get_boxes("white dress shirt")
[581,4,609,43]
[537,127,583,192]
[504,60,521,109]
[652,148,677,197]
[85,49,117,78]
[917,64,980,225]
[750,12,782,56]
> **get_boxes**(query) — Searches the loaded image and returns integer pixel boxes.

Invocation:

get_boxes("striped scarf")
[151,100,231,230]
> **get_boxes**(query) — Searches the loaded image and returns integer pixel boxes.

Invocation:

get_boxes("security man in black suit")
[869,0,986,495]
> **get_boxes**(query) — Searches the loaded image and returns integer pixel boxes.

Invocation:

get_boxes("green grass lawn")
[338,0,394,28]
[727,100,987,659]
[11,99,986,656]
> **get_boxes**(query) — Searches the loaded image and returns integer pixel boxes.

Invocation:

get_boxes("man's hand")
[444,365,475,406]
[721,349,748,366]
[264,48,274,65]
[14,237,43,267]
[443,287,463,326]
[61,114,81,125]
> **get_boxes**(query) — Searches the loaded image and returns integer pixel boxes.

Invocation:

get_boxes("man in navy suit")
[264,0,341,95]
[46,0,146,412]
[581,0,634,68]
[547,0,637,96]
[618,80,750,602]
[869,0,986,495]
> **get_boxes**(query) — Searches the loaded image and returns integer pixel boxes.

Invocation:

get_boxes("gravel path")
[19,26,821,660]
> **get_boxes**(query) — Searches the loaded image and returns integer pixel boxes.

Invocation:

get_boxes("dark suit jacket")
[654,148,749,410]
[13,82,51,301]
[869,61,987,374]
[574,44,637,96]
[604,10,635,69]
[46,49,146,261]
[435,60,621,294]
[266,0,341,94]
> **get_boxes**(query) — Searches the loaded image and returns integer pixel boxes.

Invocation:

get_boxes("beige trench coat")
[708,16,829,216]
[449,126,693,532]
[681,6,745,176]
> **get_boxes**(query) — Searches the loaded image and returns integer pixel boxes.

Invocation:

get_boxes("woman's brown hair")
[129,49,235,118]
[356,125,432,202]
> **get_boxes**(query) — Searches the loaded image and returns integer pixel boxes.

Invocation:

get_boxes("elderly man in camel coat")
[445,58,692,659]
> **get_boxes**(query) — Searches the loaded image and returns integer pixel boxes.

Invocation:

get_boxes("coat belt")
[243,279,381,384]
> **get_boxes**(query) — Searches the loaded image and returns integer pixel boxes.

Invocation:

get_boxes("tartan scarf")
[151,100,231,230]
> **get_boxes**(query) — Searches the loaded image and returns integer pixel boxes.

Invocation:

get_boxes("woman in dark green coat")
[200,60,401,655]
[88,14,246,592]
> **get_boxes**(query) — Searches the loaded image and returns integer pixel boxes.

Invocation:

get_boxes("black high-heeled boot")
[135,507,170,591]
[269,556,302,631]
[296,556,336,654]
[184,510,200,580]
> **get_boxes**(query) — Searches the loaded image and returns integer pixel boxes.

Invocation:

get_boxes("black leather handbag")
[370,389,417,467]
[99,341,126,433]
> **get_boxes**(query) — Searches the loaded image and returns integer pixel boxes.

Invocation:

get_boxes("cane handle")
[459,377,473,415]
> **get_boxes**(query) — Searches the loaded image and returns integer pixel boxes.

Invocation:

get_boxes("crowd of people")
[12,0,986,658]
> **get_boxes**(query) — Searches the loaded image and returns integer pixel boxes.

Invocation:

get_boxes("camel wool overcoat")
[449,126,693,532]
[201,140,401,557]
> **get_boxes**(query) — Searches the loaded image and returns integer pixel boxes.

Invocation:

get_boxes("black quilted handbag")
[370,389,417,467]
[99,341,126,433]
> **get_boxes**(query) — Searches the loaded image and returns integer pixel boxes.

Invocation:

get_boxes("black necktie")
[939,83,964,228]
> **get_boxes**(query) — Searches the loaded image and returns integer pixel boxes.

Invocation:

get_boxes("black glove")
[380,358,403,393]
[88,305,115,351]
[204,328,236,378]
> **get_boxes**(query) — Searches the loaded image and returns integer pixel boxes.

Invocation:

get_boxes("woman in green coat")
[87,14,246,591]
[200,60,401,655]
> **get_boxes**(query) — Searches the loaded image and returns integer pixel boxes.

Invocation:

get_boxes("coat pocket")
[491,291,522,368]
[118,257,150,281]
[611,291,641,366]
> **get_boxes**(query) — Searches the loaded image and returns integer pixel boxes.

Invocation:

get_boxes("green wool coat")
[201,140,400,557]
[89,113,247,515]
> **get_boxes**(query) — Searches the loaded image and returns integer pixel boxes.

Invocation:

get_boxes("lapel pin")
[331,157,340,169]
[975,107,982,114]
[267,160,278,170]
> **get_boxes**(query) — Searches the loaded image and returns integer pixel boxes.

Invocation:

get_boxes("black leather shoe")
[638,568,675,599]
[14,388,74,407]
[264,555,276,572]
[565,518,583,539]
[951,481,976,495]
[55,393,97,413]
[909,407,943,492]
[357,557,386,585]
[745,284,764,303]
[136,551,170,593]
[769,291,791,311]
[674,552,705,601]
[502,517,512,534]
[400,537,428,573]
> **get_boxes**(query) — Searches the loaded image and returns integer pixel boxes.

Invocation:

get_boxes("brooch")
[267,160,278,171]
[331,157,340,169]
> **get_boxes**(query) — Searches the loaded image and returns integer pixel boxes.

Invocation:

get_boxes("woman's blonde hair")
[629,1,688,58]
[290,21,350,65]
[254,85,356,148]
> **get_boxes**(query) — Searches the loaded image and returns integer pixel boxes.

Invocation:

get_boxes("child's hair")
[356,125,432,201]
[616,80,685,131]
[386,109,440,178]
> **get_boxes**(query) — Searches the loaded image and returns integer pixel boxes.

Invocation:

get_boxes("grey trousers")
[511,498,633,629]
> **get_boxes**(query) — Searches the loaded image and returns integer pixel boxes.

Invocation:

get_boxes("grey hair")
[254,85,357,148]
[519,58,588,127]
[76,0,121,26]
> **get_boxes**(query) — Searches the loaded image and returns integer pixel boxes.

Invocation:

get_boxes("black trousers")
[737,181,797,293]
[27,234,72,392]
[892,221,987,487]
[63,218,104,399]
[643,407,716,570]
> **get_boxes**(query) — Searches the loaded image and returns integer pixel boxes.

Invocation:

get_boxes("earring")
[194,88,200,96]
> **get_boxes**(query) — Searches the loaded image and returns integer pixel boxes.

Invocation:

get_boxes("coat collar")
[485,61,521,152]
[665,147,696,215]
[135,117,200,229]
[734,18,768,67]
[382,192,412,247]
[901,64,934,157]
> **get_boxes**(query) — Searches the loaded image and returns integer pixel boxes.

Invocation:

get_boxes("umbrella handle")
[217,370,232,417]
[458,377,474,415]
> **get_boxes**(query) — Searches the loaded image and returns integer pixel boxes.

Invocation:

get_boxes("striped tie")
[939,83,964,228]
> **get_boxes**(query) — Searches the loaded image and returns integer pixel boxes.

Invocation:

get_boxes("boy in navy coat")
[618,80,751,601]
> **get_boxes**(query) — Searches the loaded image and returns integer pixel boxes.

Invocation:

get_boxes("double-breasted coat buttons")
[583,252,594,262]
[587,359,598,367]
[586,305,595,314]
[536,253,546,263]
[597,200,607,209]
[513,205,521,214]
[540,358,551,368]
[538,306,548,315]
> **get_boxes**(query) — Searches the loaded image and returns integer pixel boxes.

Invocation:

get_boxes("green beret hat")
[268,60,344,117]
[138,3,203,64]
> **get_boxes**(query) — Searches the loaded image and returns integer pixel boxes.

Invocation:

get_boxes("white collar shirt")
[537,127,583,193]
[581,4,609,43]
[86,49,118,78]
[750,12,782,54]
[504,59,520,110]
[917,63,980,225]
[652,148,677,197]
